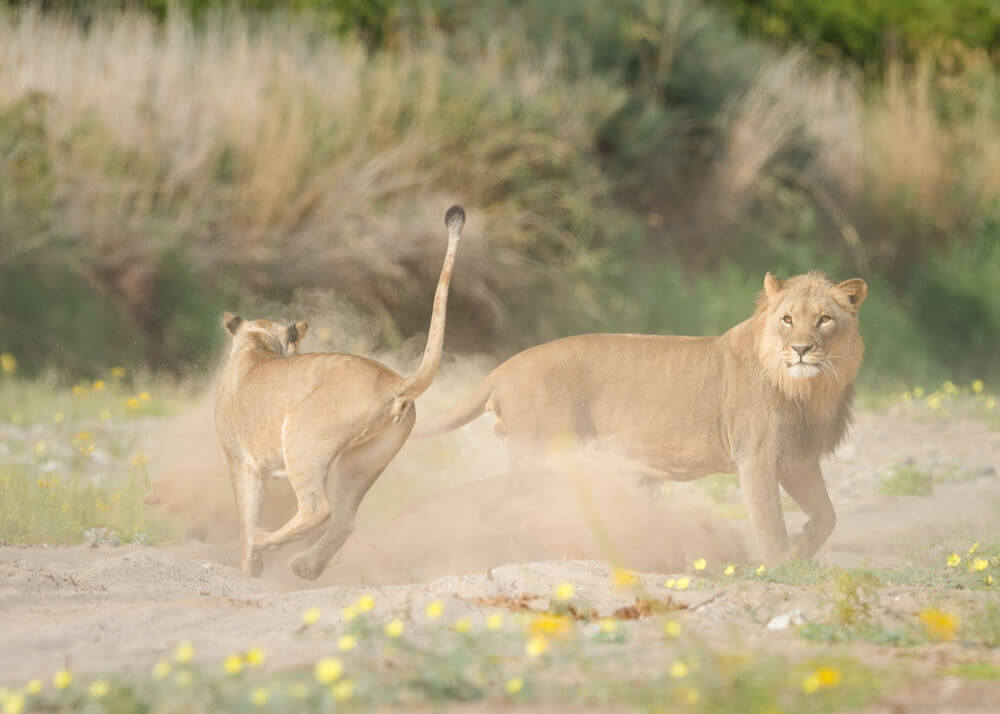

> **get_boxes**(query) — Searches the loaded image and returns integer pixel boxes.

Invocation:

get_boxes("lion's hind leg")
[290,407,414,580]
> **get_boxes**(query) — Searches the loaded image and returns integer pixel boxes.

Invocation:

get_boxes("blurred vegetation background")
[1,0,999,389]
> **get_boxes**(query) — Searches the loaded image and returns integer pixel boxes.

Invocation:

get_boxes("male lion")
[414,270,867,564]
[216,206,465,579]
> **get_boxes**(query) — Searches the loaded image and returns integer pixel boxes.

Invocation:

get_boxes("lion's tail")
[391,207,464,421]
[410,375,495,438]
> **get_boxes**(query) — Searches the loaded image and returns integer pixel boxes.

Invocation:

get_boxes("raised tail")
[411,375,494,438]
[391,206,464,421]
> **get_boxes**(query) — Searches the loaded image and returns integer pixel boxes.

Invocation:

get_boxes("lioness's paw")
[290,553,323,581]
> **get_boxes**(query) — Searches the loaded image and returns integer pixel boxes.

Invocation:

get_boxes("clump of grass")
[966,601,1000,648]
[879,464,934,496]
[830,569,882,626]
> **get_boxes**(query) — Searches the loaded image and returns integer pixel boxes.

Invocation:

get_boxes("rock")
[766,609,807,631]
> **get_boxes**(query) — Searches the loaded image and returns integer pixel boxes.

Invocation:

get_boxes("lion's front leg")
[737,458,789,565]
[228,460,264,577]
[779,460,836,560]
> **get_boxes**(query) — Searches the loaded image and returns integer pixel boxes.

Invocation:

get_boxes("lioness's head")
[755,271,867,398]
[222,312,309,356]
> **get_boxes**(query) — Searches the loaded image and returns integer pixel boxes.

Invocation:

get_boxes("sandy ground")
[2,407,1000,710]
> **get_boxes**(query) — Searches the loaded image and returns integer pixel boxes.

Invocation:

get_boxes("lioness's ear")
[833,278,868,311]
[222,312,243,335]
[287,321,309,345]
[763,272,784,296]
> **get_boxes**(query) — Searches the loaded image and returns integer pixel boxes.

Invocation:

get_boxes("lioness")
[216,206,465,579]
[415,270,866,564]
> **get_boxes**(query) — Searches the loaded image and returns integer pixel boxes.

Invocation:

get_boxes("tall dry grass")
[0,6,625,353]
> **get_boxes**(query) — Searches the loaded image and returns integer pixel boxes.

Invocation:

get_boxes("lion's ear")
[223,312,243,335]
[287,321,309,345]
[763,272,784,296]
[833,278,868,311]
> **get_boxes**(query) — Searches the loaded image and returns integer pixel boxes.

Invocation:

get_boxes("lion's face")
[222,312,309,356]
[756,271,867,395]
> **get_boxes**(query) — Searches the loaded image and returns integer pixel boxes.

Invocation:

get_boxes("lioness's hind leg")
[780,461,836,560]
[253,423,345,551]
[290,409,414,580]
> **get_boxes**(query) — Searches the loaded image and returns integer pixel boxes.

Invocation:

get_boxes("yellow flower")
[331,679,355,701]
[972,380,984,394]
[2,694,24,714]
[223,655,243,675]
[130,453,149,467]
[125,398,140,409]
[251,687,270,706]
[0,353,16,375]
[816,667,842,687]
[72,385,88,397]
[53,669,73,690]
[804,666,843,692]
[612,568,638,588]
[425,600,444,619]
[987,575,995,585]
[947,553,962,567]
[529,614,572,637]
[486,613,504,630]
[341,604,358,622]
[139,392,151,402]
[986,397,997,410]
[664,578,675,589]
[453,618,472,633]
[110,366,126,378]
[913,386,925,398]
[384,619,404,638]
[919,608,960,641]
[88,680,110,699]
[92,380,107,392]
[670,661,689,678]
[663,620,682,639]
[99,410,111,421]
[926,394,943,410]
[357,594,376,612]
[34,442,45,455]
[53,412,64,423]
[314,657,343,684]
[599,618,617,633]
[173,671,193,687]
[723,564,736,576]
[756,564,767,575]
[693,558,707,571]
[24,680,42,696]
[505,677,524,695]
[969,542,980,554]
[973,558,989,572]
[173,641,195,664]
[554,582,576,600]
[337,635,357,651]
[526,635,549,657]
[675,576,691,590]
[152,660,172,680]
[244,647,265,667]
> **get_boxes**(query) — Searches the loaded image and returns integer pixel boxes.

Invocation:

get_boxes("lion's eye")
[781,315,793,325]
[818,315,832,325]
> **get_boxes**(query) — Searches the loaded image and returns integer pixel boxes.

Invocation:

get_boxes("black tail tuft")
[445,205,466,233]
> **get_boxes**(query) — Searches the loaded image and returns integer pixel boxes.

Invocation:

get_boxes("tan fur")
[215,206,465,579]
[415,270,867,564]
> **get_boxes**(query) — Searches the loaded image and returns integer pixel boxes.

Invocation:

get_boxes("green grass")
[0,374,186,545]
[878,465,935,496]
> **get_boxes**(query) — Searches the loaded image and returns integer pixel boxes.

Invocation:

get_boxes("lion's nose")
[791,344,813,357]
